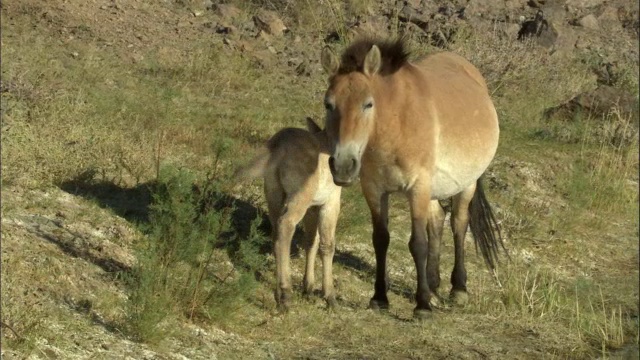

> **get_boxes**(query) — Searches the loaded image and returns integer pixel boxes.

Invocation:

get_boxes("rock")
[464,0,512,19]
[253,10,288,37]
[215,22,237,35]
[251,49,277,69]
[564,0,604,10]
[544,86,639,123]
[503,23,522,38]
[398,5,429,28]
[402,22,428,39]
[505,0,524,12]
[256,29,273,43]
[295,60,311,77]
[577,14,599,29]
[214,4,243,21]
[405,0,422,9]
[517,10,548,40]
[597,6,619,24]
[350,15,389,39]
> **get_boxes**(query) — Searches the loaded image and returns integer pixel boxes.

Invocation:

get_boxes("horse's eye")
[363,101,374,110]
[325,102,333,111]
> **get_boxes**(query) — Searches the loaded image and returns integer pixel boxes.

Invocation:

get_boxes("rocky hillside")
[1,0,638,359]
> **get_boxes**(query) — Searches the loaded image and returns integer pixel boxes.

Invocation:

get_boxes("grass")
[2,0,638,358]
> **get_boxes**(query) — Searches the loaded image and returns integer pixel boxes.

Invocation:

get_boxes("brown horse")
[320,38,507,318]
[235,118,342,311]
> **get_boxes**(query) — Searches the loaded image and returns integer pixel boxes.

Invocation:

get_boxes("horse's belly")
[430,161,487,199]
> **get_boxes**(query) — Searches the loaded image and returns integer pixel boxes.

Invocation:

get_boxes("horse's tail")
[234,147,273,182]
[468,177,509,271]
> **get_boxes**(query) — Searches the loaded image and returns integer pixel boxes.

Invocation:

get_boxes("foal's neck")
[313,131,332,155]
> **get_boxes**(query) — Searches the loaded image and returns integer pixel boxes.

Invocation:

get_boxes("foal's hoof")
[450,290,469,307]
[276,302,290,314]
[369,299,390,311]
[275,289,292,313]
[413,308,432,320]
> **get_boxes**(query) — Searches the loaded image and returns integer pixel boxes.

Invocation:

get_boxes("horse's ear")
[363,45,381,76]
[321,46,339,75]
[306,117,322,134]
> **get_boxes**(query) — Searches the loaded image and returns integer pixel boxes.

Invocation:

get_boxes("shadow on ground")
[58,171,384,293]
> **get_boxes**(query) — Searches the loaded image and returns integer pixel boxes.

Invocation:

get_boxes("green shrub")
[125,159,267,342]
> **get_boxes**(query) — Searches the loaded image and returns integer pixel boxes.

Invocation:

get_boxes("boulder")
[214,4,243,21]
[253,10,288,37]
[577,14,599,29]
[564,0,604,11]
[544,86,639,123]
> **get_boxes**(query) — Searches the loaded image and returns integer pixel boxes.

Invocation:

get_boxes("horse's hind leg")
[302,207,320,297]
[426,200,445,307]
[318,191,341,308]
[449,183,476,306]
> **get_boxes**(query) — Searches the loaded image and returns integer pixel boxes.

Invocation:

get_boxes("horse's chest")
[365,160,416,193]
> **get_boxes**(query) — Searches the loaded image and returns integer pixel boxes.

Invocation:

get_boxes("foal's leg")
[318,191,341,308]
[363,187,390,310]
[426,200,445,307]
[408,182,433,319]
[450,183,476,306]
[272,191,312,311]
[302,207,320,297]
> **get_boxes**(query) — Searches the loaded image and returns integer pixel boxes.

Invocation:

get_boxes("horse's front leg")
[426,200,446,308]
[363,186,390,310]
[408,183,433,319]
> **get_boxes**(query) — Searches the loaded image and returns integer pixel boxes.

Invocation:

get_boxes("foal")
[320,38,507,318]
[235,118,341,311]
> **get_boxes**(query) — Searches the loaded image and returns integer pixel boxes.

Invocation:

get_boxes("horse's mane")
[337,37,410,75]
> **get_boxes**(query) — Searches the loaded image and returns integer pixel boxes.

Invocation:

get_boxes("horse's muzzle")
[329,155,359,186]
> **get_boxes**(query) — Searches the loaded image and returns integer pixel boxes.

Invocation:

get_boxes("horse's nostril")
[329,157,336,172]
[350,158,357,172]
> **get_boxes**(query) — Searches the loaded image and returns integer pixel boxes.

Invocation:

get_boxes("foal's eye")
[363,101,374,110]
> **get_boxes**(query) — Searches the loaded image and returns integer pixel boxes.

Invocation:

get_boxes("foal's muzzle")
[329,154,359,186]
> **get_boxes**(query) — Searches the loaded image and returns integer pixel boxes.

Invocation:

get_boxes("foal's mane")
[338,37,410,75]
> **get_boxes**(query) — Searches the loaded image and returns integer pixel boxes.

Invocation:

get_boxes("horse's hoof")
[428,292,445,309]
[369,298,390,311]
[413,308,432,320]
[325,296,338,309]
[450,290,469,307]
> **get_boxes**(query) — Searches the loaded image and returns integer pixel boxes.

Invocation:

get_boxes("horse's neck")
[368,68,430,156]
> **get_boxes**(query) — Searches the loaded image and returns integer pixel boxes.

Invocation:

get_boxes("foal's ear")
[363,45,381,76]
[306,117,322,134]
[321,46,339,75]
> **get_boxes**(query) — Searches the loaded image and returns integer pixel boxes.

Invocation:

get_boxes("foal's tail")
[234,148,273,182]
[468,177,509,271]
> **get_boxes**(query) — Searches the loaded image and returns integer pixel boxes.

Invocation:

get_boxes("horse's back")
[416,51,489,92]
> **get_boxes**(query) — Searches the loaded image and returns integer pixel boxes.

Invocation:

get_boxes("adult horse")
[320,38,506,318]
